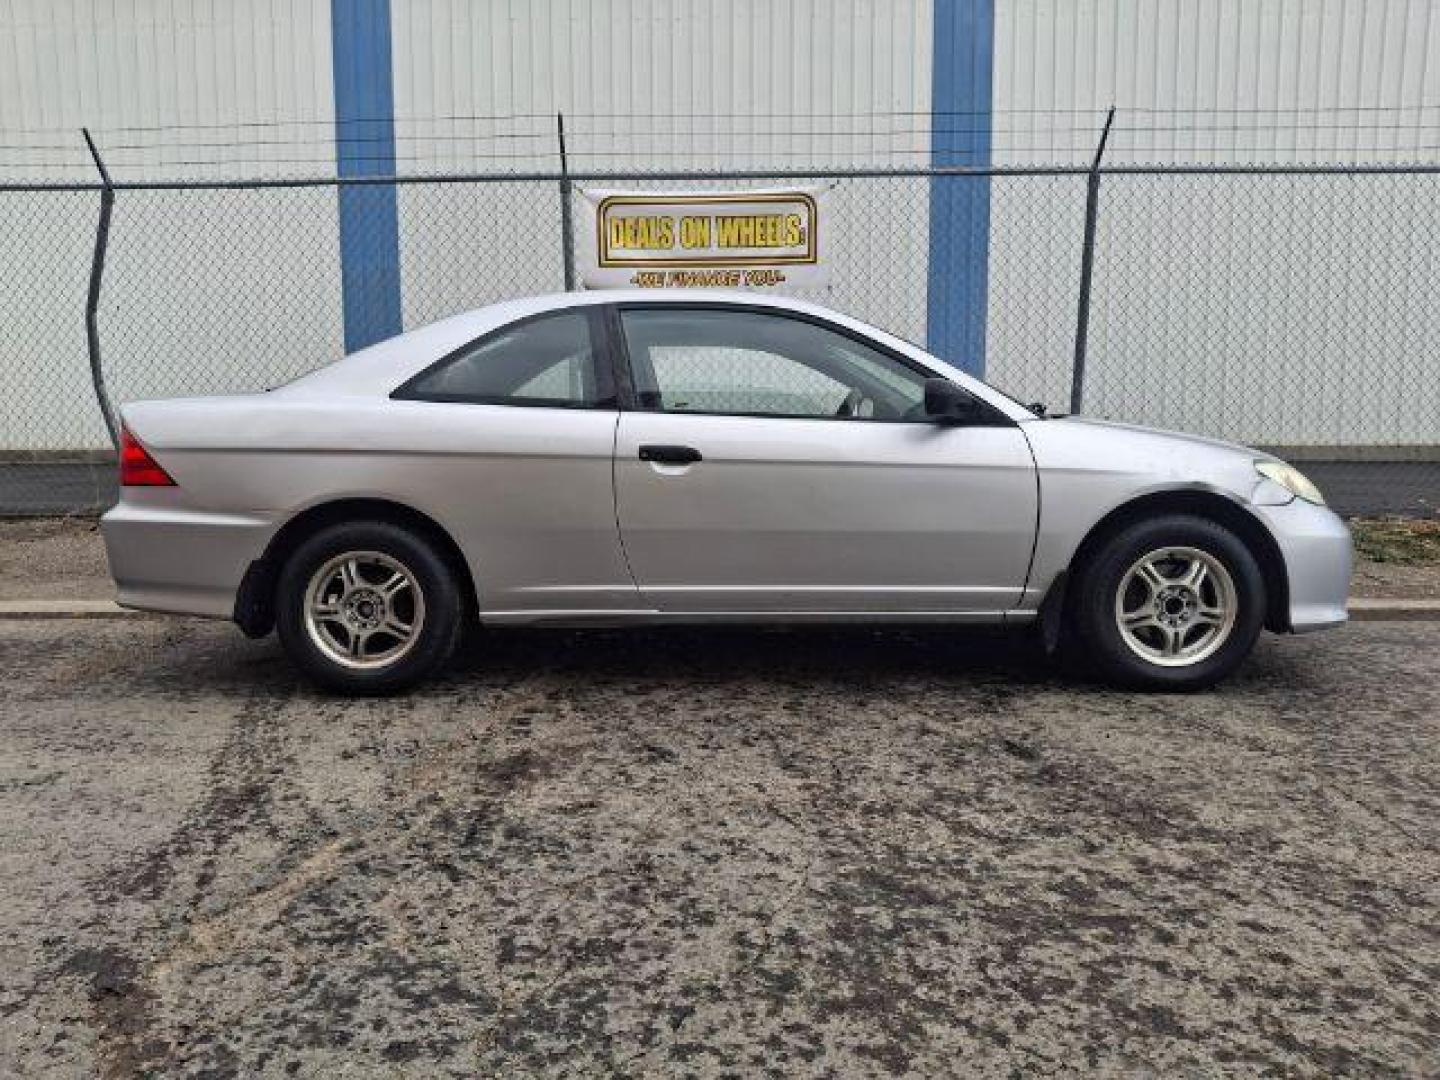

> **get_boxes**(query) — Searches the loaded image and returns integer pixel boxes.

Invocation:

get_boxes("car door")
[389,306,641,616]
[610,304,1038,615]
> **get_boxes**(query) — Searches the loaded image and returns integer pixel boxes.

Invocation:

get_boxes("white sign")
[579,188,828,290]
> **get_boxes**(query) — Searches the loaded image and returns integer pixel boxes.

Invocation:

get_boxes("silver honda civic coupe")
[102,290,1350,694]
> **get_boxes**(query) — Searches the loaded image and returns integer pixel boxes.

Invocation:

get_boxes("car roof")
[276,290,1031,422]
[281,291,865,398]
[439,288,857,327]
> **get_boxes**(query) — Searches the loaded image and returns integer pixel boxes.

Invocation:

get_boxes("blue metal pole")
[331,0,403,352]
[926,0,995,376]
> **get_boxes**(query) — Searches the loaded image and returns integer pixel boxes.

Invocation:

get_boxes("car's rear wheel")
[275,521,463,694]
[1070,514,1266,690]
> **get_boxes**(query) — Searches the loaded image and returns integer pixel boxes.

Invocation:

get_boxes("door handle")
[638,444,703,465]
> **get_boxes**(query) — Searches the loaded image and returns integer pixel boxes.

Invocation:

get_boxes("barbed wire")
[6,101,1440,137]
[2,108,1438,183]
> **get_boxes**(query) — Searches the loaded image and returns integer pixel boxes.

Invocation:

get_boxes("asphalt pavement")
[1,617,1437,1076]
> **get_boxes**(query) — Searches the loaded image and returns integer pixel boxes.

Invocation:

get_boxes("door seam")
[609,411,642,593]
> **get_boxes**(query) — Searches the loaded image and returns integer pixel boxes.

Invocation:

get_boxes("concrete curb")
[1,598,1438,621]
[0,599,144,618]
[1346,598,1440,621]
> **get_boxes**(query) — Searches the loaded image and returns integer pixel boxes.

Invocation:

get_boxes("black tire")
[1068,514,1266,690]
[275,520,464,694]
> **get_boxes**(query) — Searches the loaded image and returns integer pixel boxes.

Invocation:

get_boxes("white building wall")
[0,0,342,451]
[389,0,936,336]
[987,0,1440,447]
[3,0,1439,452]
[994,0,1440,166]
[0,0,339,183]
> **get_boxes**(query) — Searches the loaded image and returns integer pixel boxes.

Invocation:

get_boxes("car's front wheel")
[1070,514,1266,690]
[275,521,464,694]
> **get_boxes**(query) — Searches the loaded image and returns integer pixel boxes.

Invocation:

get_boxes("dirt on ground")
[0,517,113,600]
[1350,518,1440,599]
[1,617,1438,1076]
[2,511,1438,1073]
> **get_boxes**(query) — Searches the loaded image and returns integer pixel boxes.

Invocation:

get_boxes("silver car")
[102,291,1350,694]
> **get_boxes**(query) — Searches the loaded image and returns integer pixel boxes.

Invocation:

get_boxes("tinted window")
[401,310,608,407]
[619,308,929,420]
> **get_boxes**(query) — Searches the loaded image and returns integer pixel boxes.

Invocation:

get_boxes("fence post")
[82,128,120,450]
[556,112,576,291]
[1068,106,1115,416]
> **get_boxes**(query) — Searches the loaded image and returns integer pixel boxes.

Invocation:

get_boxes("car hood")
[1021,415,1274,502]
[1049,416,1267,458]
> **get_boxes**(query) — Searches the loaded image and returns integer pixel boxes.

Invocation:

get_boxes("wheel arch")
[1043,489,1291,642]
[234,498,479,637]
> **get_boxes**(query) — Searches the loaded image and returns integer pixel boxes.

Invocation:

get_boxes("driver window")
[619,308,928,420]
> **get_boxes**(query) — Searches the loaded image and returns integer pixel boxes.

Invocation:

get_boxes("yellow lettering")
[679,215,711,249]
[715,214,804,249]
[665,269,743,287]
[607,215,676,251]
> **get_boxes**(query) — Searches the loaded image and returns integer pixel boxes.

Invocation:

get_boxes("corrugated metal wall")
[0,0,337,183]
[10,0,1432,176]
[388,0,935,334]
[4,0,1440,450]
[0,0,343,451]
[993,0,1440,164]
[984,0,1440,446]
[389,0,932,172]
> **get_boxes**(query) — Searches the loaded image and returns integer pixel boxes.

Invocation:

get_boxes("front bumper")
[1252,497,1352,632]
[101,497,279,618]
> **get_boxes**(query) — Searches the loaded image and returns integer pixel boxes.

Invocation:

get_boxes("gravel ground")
[0,518,113,601]
[1351,559,1440,600]
[1,618,1437,1076]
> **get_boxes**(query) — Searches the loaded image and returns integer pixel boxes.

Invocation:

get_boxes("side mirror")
[923,378,985,424]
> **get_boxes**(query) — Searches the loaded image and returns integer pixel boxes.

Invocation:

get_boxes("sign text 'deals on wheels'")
[580,188,829,291]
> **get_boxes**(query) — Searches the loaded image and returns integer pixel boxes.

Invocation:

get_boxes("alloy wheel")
[1113,546,1238,667]
[303,550,426,670]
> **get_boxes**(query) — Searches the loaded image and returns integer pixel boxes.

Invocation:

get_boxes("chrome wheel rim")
[303,551,425,670]
[1114,546,1237,668]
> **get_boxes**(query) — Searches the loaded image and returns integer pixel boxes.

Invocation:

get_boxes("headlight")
[1255,460,1325,505]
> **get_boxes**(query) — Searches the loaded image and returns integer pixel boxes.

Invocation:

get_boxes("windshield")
[970,373,1046,418]
[883,330,1045,418]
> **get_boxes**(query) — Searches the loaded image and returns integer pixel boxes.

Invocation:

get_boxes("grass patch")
[1351,517,1440,565]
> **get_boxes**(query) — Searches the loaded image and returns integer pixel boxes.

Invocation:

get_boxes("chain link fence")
[1,163,1437,516]
[1088,170,1440,450]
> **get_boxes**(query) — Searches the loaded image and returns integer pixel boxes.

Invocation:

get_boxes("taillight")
[119,427,176,487]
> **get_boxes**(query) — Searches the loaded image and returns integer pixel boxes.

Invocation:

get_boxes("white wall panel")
[986,0,1440,447]
[993,0,1440,166]
[0,0,342,450]
[391,0,932,172]
[0,0,337,182]
[390,0,935,337]
[5,1,1439,451]
[0,189,108,450]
